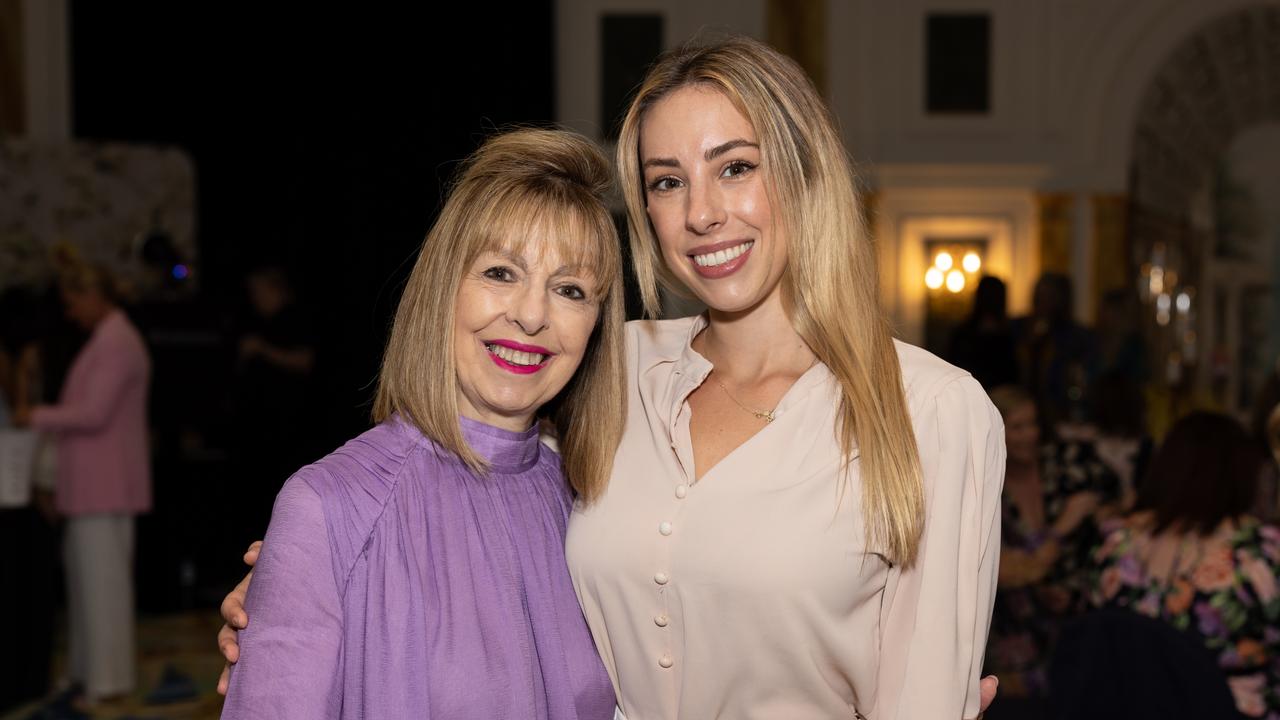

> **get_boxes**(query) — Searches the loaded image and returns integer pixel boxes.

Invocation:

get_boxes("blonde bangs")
[467,182,619,299]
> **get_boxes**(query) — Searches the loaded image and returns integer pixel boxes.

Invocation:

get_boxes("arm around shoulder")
[221,474,345,719]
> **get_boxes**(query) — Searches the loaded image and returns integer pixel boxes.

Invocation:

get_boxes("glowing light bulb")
[946,270,965,293]
[925,268,944,290]
[962,253,981,273]
[935,252,954,271]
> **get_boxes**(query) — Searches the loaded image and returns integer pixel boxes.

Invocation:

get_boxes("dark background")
[68,2,557,607]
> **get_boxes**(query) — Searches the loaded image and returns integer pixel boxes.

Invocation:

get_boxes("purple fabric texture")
[222,416,615,719]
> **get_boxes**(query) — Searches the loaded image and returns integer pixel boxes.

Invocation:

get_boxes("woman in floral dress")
[985,385,1120,698]
[1091,411,1280,718]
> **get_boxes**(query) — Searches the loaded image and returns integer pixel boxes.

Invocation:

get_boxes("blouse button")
[675,484,688,499]
[654,572,669,585]
[654,614,669,627]
[659,521,673,536]
[658,654,674,669]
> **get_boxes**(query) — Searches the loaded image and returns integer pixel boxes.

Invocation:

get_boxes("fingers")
[244,540,263,567]
[979,674,999,711]
[217,622,241,664]
[217,663,231,696]
[220,570,252,628]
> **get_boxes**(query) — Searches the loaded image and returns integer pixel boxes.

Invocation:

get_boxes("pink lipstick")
[483,339,554,375]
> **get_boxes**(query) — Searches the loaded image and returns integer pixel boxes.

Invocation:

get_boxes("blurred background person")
[230,265,318,541]
[947,275,1019,391]
[1089,412,1279,718]
[1095,289,1148,390]
[984,385,1119,717]
[15,262,152,711]
[0,286,59,714]
[1012,273,1100,433]
[1259,404,1280,525]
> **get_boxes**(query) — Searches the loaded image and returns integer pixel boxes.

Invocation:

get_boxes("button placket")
[654,364,707,678]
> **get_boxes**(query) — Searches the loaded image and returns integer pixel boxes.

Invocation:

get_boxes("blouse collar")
[457,414,542,473]
[672,313,834,421]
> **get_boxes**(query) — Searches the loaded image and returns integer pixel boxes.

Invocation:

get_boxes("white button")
[675,484,688,499]
[659,521,673,536]
[655,614,669,627]
[654,572,669,585]
[658,654,674,669]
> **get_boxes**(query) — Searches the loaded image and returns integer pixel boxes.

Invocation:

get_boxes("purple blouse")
[221,416,616,720]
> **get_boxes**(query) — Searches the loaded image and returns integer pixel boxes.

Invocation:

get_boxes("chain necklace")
[716,378,777,423]
[709,353,819,425]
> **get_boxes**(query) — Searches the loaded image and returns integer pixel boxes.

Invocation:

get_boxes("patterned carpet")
[3,612,226,720]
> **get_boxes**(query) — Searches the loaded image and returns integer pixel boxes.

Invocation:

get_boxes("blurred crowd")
[950,273,1280,719]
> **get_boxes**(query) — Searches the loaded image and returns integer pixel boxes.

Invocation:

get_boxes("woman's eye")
[721,160,756,179]
[557,284,587,301]
[483,266,516,282]
[647,176,682,192]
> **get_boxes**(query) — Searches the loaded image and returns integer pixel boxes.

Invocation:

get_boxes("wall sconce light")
[925,246,983,294]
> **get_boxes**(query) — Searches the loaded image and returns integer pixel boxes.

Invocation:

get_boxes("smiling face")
[639,84,788,314]
[452,227,602,432]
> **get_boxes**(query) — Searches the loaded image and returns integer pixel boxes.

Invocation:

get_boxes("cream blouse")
[566,316,1005,719]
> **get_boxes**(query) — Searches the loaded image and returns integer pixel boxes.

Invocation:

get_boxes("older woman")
[219,129,625,719]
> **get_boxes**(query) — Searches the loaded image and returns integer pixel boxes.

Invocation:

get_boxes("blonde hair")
[617,36,926,566]
[57,258,122,305]
[374,128,626,502]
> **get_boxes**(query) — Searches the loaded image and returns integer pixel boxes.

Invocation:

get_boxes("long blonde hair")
[616,37,925,566]
[374,128,626,502]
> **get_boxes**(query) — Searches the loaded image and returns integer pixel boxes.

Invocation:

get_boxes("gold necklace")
[716,378,776,423]
[707,353,819,425]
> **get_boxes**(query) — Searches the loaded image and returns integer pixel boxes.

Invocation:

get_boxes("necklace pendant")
[760,410,775,423]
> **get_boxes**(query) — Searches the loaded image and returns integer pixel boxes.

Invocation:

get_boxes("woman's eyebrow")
[705,139,758,161]
[490,249,529,272]
[642,156,680,169]
[550,264,594,280]
[642,139,759,169]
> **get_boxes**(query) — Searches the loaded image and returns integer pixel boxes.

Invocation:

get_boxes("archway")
[1127,4,1280,422]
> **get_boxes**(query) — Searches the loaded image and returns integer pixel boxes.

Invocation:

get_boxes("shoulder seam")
[312,443,418,599]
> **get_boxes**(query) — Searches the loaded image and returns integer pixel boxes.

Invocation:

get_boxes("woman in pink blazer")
[17,262,150,708]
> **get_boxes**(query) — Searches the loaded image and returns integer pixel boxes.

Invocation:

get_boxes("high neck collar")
[457,415,542,473]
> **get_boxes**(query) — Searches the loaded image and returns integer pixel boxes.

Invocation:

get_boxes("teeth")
[486,344,548,367]
[693,241,753,267]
